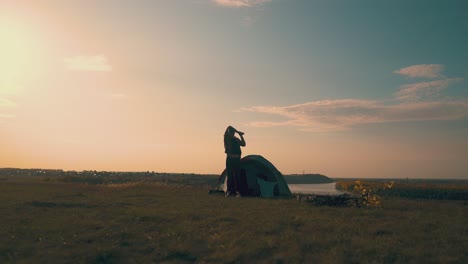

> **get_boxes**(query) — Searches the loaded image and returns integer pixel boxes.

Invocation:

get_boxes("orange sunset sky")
[1,1,467,178]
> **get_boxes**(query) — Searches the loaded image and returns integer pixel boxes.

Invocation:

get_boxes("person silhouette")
[223,126,246,197]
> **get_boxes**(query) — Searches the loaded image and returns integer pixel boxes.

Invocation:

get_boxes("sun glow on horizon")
[0,15,43,95]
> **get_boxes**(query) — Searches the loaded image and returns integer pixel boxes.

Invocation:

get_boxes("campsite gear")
[212,155,292,198]
[208,189,225,195]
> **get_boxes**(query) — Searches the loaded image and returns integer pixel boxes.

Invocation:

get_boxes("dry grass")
[1,179,467,263]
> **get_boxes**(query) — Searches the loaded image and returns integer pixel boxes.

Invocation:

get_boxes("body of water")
[288,183,344,195]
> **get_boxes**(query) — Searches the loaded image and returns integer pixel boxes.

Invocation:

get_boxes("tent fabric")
[257,178,277,198]
[216,155,292,197]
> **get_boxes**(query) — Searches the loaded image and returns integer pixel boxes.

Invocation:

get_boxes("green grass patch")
[0,180,467,263]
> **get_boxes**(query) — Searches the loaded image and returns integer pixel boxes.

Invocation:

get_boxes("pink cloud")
[394,64,444,78]
[242,99,468,132]
[242,65,466,132]
[212,0,272,7]
[64,55,112,72]
[395,78,464,101]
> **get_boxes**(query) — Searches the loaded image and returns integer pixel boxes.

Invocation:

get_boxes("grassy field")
[1,176,467,263]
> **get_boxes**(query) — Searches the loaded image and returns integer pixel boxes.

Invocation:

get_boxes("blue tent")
[216,155,292,197]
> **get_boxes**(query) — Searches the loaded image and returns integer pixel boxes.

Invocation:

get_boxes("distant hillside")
[284,174,334,184]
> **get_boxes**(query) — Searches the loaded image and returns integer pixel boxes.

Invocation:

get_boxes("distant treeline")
[0,168,218,187]
[1,168,335,186]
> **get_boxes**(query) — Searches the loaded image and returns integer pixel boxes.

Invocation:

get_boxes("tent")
[214,155,292,197]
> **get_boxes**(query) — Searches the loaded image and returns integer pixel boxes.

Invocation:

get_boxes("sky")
[1,0,467,178]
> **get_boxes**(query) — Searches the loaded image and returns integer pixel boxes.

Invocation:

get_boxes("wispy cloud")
[394,64,444,79]
[242,65,467,132]
[0,113,15,118]
[242,99,468,131]
[395,78,464,101]
[111,93,126,98]
[212,0,272,7]
[64,55,112,72]
[0,113,15,125]
[0,98,16,107]
[0,98,16,123]
[242,16,257,26]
